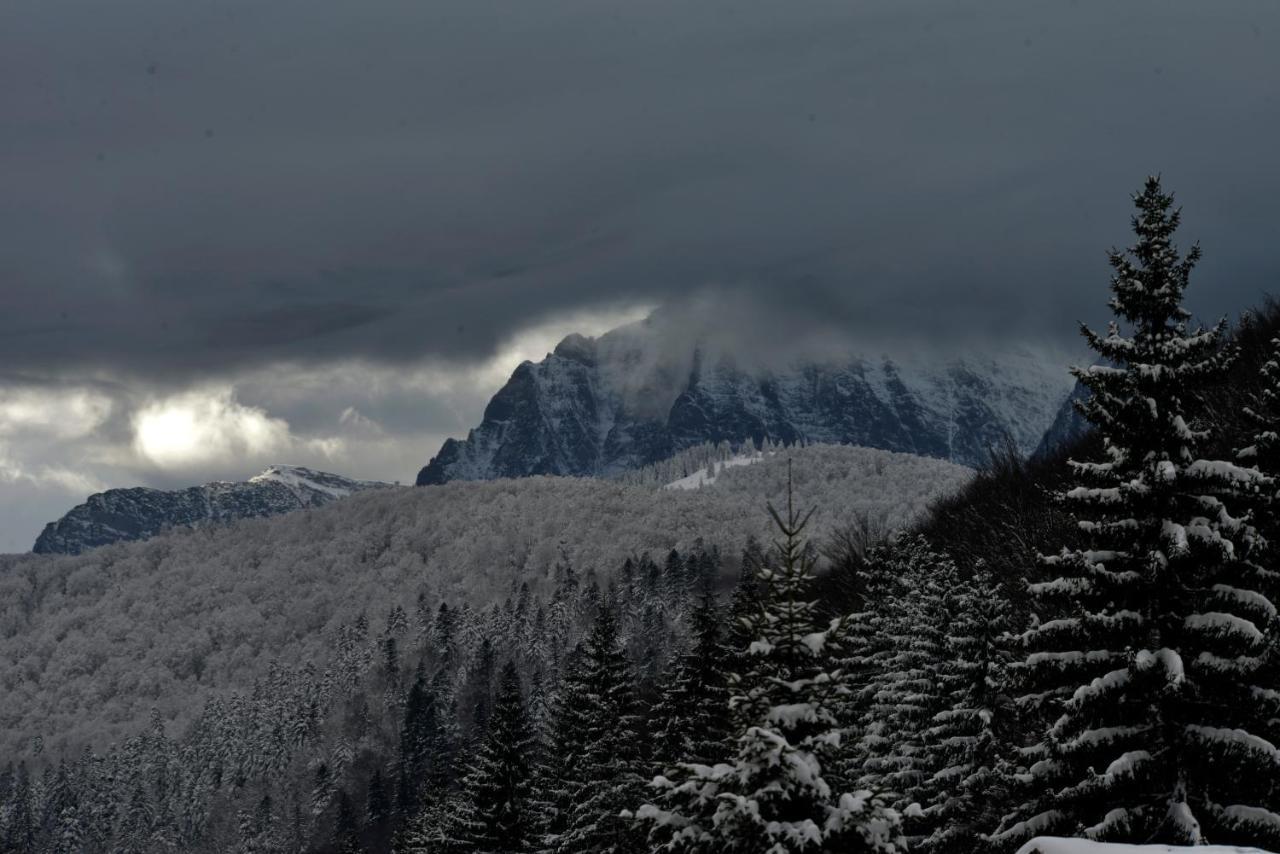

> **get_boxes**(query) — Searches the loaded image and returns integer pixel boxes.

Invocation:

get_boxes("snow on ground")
[664,453,767,490]
[1016,838,1274,854]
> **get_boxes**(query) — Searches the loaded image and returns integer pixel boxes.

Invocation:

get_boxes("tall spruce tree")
[633,465,904,853]
[397,662,436,816]
[1236,333,1280,753]
[444,661,537,853]
[915,561,1020,854]
[554,606,647,854]
[652,586,734,769]
[533,645,591,851]
[1000,177,1279,846]
[852,535,956,818]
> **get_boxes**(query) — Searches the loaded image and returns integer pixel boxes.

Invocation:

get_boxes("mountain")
[417,316,1075,485]
[31,465,387,555]
[1033,379,1091,457]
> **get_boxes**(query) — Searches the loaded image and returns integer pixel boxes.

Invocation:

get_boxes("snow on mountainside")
[417,313,1075,485]
[1016,839,1272,854]
[0,444,970,758]
[664,452,766,490]
[32,465,386,555]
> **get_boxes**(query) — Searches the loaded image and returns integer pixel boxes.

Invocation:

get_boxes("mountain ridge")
[31,464,387,555]
[418,318,1076,485]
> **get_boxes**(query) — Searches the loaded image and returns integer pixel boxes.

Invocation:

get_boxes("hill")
[0,443,969,760]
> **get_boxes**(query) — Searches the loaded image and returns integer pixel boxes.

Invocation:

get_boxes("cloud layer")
[2,0,1279,549]
[3,0,1278,384]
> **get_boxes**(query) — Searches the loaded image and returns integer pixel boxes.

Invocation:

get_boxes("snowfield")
[663,451,767,490]
[1016,839,1274,853]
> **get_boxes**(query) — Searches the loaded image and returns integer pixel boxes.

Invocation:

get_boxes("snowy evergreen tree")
[2,763,35,853]
[652,587,734,769]
[851,535,956,817]
[397,662,438,815]
[553,606,648,854]
[334,789,362,854]
[999,177,1279,847]
[1235,333,1280,752]
[634,467,904,853]
[915,560,1021,854]
[443,661,537,853]
[533,646,591,851]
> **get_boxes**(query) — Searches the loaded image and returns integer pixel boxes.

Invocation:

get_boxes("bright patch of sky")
[0,304,651,553]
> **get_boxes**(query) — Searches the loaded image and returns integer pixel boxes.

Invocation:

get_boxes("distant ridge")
[418,315,1075,485]
[32,465,387,555]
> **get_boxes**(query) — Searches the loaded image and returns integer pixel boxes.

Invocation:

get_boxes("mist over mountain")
[418,309,1076,485]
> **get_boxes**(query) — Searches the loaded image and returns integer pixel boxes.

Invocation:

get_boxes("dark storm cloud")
[2,0,1280,383]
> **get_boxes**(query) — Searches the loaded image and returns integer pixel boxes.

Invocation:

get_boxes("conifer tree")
[444,661,537,853]
[652,587,734,769]
[555,606,648,854]
[366,768,391,850]
[334,789,362,854]
[397,662,437,815]
[634,465,904,853]
[533,645,590,850]
[1000,177,1279,847]
[1235,333,1280,751]
[915,561,1020,854]
[367,769,389,826]
[2,763,34,853]
[852,535,956,816]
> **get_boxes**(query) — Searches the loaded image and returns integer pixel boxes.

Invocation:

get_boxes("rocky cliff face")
[417,317,1076,485]
[32,465,386,555]
[1033,380,1091,457]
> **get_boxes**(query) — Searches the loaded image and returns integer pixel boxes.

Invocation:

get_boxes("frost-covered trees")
[634,473,904,854]
[851,535,957,815]
[1001,177,1279,847]
[652,588,734,769]
[1235,333,1280,751]
[544,607,648,854]
[915,561,1020,854]
[443,661,536,853]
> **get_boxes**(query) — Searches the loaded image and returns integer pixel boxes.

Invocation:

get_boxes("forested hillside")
[0,445,967,759]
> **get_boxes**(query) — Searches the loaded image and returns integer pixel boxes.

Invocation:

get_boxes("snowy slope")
[32,465,386,555]
[664,452,766,490]
[0,444,970,758]
[1016,839,1273,854]
[417,313,1075,484]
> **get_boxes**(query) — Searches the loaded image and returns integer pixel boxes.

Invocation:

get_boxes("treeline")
[0,543,727,853]
[0,443,968,762]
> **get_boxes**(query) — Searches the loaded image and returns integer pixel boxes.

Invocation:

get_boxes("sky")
[2,0,1279,551]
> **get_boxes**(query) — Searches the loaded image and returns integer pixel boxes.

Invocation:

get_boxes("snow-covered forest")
[0,446,967,759]
[5,178,1280,854]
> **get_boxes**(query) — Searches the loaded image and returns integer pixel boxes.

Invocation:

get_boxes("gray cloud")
[3,0,1280,549]
[3,0,1278,385]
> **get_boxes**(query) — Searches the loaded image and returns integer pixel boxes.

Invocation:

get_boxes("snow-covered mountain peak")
[417,313,1077,485]
[248,464,383,503]
[33,466,388,555]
